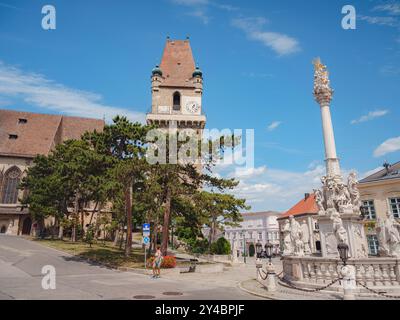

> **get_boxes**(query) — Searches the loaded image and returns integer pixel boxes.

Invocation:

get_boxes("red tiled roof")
[0,109,104,158]
[159,39,196,88]
[279,194,319,220]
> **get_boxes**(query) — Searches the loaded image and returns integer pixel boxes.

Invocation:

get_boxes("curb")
[237,280,278,300]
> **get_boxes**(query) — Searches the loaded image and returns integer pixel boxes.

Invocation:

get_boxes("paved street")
[0,235,262,300]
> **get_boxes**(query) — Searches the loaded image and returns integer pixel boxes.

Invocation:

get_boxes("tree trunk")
[80,210,85,240]
[125,185,133,257]
[58,224,64,240]
[153,223,158,252]
[113,226,120,246]
[119,229,124,249]
[71,198,79,242]
[161,188,171,256]
[88,202,98,225]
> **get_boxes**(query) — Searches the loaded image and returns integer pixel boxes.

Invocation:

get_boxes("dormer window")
[173,91,181,111]
[18,118,27,124]
[9,134,18,140]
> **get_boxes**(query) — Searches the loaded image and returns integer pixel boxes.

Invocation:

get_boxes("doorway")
[22,217,32,235]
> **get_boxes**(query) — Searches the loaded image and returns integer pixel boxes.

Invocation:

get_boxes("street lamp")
[265,242,274,264]
[256,241,263,259]
[240,231,246,264]
[337,242,349,266]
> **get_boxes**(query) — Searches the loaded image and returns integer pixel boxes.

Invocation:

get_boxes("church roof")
[278,193,318,220]
[359,161,400,184]
[0,109,104,158]
[159,39,196,88]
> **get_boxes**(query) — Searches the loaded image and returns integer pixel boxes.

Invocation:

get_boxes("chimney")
[305,193,310,201]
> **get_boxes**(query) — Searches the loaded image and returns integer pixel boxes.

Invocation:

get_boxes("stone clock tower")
[146,39,206,134]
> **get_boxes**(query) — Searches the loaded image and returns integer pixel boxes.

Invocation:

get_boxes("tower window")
[18,118,28,124]
[173,92,181,111]
[9,134,18,140]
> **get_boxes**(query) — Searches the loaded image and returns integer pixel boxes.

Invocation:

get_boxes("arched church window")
[1,167,21,204]
[173,92,181,111]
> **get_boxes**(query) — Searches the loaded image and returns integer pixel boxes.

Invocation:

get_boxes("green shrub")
[248,244,255,257]
[211,237,231,255]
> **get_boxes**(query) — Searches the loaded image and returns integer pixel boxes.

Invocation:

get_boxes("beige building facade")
[224,211,282,256]
[358,161,400,255]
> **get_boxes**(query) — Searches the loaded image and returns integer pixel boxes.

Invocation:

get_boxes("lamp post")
[265,242,274,264]
[264,241,277,292]
[256,241,263,259]
[337,242,356,300]
[241,231,246,264]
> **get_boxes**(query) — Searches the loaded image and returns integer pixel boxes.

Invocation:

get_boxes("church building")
[0,109,104,235]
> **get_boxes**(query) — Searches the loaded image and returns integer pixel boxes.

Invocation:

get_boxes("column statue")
[331,211,348,245]
[289,216,304,257]
[282,220,293,256]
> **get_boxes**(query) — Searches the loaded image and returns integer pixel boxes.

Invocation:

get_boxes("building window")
[389,198,400,218]
[367,235,379,256]
[258,233,262,240]
[362,200,376,220]
[173,92,181,111]
[1,167,21,204]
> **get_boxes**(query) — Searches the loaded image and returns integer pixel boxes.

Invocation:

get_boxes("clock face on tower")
[186,101,200,114]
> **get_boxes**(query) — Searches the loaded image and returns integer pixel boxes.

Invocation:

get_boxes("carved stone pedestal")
[318,214,368,259]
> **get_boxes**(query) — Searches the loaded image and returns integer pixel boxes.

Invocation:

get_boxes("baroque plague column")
[312,58,368,259]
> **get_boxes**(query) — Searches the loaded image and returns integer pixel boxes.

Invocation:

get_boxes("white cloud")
[359,15,399,27]
[213,3,239,12]
[267,121,282,131]
[0,2,19,10]
[350,109,389,124]
[250,31,300,56]
[172,0,209,5]
[186,9,211,25]
[233,166,267,179]
[214,159,366,212]
[213,161,326,211]
[374,137,400,157]
[232,17,300,56]
[373,3,400,15]
[380,65,400,75]
[0,61,145,123]
[170,0,238,25]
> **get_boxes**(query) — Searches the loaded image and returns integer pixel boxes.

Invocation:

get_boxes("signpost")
[143,223,150,269]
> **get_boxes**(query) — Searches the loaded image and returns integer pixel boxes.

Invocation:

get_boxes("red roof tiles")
[279,193,319,220]
[159,40,196,88]
[0,109,104,158]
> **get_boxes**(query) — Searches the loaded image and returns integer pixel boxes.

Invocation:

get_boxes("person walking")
[152,246,163,279]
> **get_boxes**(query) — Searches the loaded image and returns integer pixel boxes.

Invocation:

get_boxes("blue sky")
[0,0,399,211]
